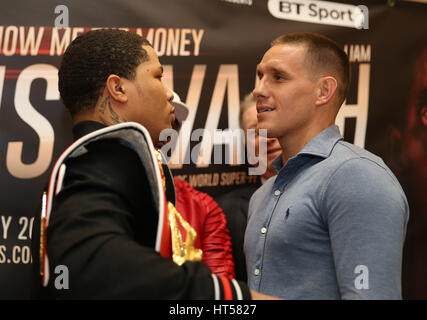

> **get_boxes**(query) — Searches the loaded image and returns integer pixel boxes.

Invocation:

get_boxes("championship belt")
[155,151,202,266]
[40,122,201,287]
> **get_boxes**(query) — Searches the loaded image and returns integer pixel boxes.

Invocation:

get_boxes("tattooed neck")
[98,96,127,125]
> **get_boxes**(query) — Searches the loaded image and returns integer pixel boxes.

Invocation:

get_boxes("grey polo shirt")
[244,125,409,299]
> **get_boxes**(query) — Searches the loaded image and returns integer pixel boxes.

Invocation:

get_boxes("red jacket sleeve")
[174,178,236,279]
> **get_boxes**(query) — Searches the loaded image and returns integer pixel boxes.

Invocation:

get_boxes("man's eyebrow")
[270,67,291,77]
[256,64,291,77]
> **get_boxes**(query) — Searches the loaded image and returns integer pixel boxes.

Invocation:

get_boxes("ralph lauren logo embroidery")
[285,207,290,220]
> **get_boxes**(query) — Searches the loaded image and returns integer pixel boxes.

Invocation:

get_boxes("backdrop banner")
[0,0,426,299]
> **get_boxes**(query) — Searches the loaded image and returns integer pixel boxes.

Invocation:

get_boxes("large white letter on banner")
[7,64,58,178]
[167,65,207,168]
[197,64,243,167]
[335,63,370,148]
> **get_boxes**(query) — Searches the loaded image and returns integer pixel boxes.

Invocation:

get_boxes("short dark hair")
[58,29,152,116]
[271,32,350,107]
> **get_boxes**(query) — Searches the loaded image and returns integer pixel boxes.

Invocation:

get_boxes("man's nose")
[253,78,266,100]
[165,86,174,102]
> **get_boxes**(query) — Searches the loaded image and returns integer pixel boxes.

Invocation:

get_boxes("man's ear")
[105,74,128,103]
[315,76,338,107]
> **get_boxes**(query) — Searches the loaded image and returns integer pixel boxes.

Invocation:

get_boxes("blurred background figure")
[386,47,427,299]
[215,93,281,282]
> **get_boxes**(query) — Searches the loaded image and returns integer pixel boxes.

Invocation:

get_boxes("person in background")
[216,93,281,282]
[386,47,427,299]
[245,32,409,299]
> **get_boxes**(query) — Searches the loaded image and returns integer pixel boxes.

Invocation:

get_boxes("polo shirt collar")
[271,125,343,172]
[298,125,343,158]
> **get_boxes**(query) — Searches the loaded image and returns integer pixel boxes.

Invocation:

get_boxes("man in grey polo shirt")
[244,32,409,299]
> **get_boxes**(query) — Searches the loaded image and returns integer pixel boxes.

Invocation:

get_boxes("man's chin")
[257,127,277,139]
[267,151,281,161]
[155,141,165,149]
